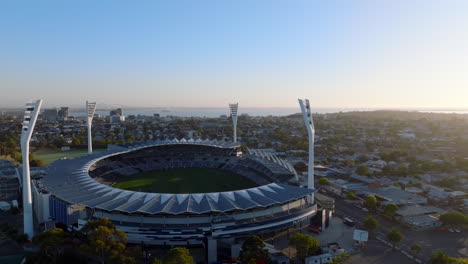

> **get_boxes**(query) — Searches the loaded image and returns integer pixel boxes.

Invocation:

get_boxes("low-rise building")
[306,253,333,264]
[396,204,445,231]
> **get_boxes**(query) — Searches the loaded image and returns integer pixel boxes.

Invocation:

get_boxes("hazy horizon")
[1,0,468,109]
[2,105,468,118]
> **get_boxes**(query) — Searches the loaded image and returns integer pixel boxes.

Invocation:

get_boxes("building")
[38,139,318,263]
[110,115,125,123]
[32,177,51,224]
[305,249,347,264]
[396,204,445,231]
[43,108,58,121]
[110,108,125,123]
[110,108,123,116]
[58,107,69,120]
[306,253,333,264]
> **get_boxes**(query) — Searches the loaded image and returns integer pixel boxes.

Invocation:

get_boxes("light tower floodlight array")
[298,99,315,195]
[229,103,239,143]
[21,99,43,238]
[86,101,97,154]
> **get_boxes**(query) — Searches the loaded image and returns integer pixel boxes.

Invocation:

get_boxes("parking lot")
[334,197,468,261]
[347,242,414,264]
[313,217,355,253]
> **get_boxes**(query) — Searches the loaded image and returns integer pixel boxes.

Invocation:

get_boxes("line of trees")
[26,218,196,264]
[429,250,468,264]
[439,211,467,227]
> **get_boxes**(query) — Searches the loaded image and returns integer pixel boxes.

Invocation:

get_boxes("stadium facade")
[36,139,318,262]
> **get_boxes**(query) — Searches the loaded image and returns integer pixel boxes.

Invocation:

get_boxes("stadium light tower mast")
[298,99,315,194]
[229,103,239,143]
[86,101,97,154]
[21,99,43,238]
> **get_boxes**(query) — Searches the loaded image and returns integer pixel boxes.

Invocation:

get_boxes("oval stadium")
[37,139,318,262]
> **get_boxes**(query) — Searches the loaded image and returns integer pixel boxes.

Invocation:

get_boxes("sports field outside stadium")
[35,149,106,165]
[112,167,258,193]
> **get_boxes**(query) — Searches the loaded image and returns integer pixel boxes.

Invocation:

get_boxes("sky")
[0,0,468,109]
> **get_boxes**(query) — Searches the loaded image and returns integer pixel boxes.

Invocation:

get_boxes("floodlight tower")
[21,99,43,238]
[86,101,97,154]
[229,103,239,143]
[298,99,315,195]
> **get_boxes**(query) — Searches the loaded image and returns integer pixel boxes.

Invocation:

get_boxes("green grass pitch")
[35,149,106,165]
[111,167,258,193]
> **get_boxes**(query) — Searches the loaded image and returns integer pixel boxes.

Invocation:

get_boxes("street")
[334,198,468,261]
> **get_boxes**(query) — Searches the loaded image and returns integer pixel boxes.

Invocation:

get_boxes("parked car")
[343,217,355,227]
[309,228,321,234]
[308,225,322,231]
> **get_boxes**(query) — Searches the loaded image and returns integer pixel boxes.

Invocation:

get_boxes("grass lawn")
[112,168,258,193]
[35,149,106,165]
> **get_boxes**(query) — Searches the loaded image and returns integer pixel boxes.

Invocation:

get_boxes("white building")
[111,115,125,123]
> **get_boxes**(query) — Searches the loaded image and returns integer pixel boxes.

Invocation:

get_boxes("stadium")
[23,101,321,263]
[38,138,318,261]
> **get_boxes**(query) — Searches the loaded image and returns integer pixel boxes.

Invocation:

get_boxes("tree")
[384,203,399,218]
[318,177,328,186]
[239,144,248,153]
[382,165,394,175]
[344,159,355,167]
[330,253,351,264]
[163,247,194,264]
[289,233,320,263]
[79,218,136,264]
[386,227,403,250]
[439,211,466,227]
[346,191,356,200]
[410,244,422,254]
[356,165,369,176]
[72,137,81,146]
[429,251,451,264]
[395,164,408,177]
[357,155,369,163]
[434,178,457,189]
[363,216,378,232]
[29,228,71,264]
[30,159,46,167]
[239,236,271,264]
[393,181,405,189]
[363,195,377,211]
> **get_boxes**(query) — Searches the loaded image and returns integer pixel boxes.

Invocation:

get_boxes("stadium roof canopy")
[43,139,314,215]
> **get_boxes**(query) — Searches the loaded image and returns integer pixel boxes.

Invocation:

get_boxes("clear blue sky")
[1,0,467,108]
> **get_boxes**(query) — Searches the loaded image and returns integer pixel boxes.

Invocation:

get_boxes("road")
[334,197,468,261]
[264,211,414,264]
[347,242,413,264]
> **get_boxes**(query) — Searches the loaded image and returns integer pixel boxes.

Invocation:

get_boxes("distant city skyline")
[1,0,468,108]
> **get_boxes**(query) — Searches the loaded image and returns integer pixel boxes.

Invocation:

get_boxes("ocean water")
[70,107,468,118]
[71,107,359,118]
